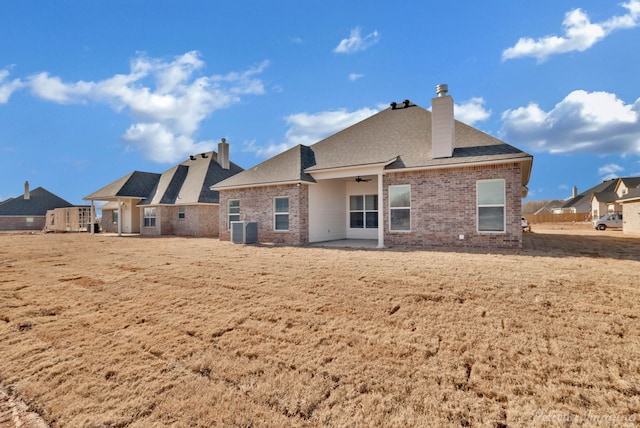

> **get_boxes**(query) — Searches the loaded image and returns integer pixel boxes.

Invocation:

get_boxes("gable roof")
[84,151,244,205]
[0,187,73,216]
[214,102,532,190]
[618,187,640,203]
[139,151,244,205]
[84,171,162,201]
[561,179,619,213]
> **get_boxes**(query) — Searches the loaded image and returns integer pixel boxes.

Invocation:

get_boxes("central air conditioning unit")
[231,221,258,244]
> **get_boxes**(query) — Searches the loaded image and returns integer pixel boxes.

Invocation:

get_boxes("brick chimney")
[431,84,455,158]
[218,138,230,170]
[24,181,30,200]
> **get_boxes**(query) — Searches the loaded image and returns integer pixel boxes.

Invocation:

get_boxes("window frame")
[389,184,411,232]
[349,194,378,229]
[274,197,289,231]
[228,199,240,230]
[178,206,185,219]
[143,207,157,228]
[112,210,119,225]
[476,179,506,233]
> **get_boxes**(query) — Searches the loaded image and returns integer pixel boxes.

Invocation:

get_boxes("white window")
[350,195,378,228]
[112,211,119,225]
[477,179,505,232]
[26,217,34,224]
[143,207,156,228]
[274,197,289,231]
[228,200,240,229]
[389,185,410,231]
[178,207,185,219]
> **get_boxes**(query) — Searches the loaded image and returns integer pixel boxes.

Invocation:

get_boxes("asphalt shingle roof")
[85,151,243,205]
[214,102,532,189]
[0,187,73,216]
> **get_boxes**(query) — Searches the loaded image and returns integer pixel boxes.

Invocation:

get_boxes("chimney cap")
[436,84,449,97]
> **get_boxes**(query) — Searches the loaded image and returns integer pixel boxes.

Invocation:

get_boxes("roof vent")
[390,102,397,110]
[190,155,196,160]
[436,84,448,97]
[403,99,410,108]
[201,153,208,158]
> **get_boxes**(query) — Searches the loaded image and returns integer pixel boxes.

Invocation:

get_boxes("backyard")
[1,224,639,426]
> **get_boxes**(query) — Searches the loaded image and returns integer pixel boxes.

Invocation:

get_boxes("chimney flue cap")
[436,84,449,97]
[221,137,227,144]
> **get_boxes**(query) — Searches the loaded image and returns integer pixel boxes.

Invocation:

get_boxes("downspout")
[117,199,122,237]
[377,172,385,248]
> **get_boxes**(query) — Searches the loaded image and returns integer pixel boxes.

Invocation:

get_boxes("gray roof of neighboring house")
[139,151,244,205]
[561,179,619,213]
[0,187,73,216]
[84,171,162,201]
[214,102,532,189]
[84,151,243,205]
[617,187,640,202]
[533,199,565,215]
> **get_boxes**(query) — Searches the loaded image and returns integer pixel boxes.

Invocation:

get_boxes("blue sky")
[1,1,639,205]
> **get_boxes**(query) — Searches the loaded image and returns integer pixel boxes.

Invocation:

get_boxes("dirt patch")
[0,226,639,426]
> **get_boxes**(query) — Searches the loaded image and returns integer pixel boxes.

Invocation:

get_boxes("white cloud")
[454,97,491,125]
[25,51,268,163]
[500,90,640,155]
[598,163,625,180]
[245,106,380,159]
[0,69,24,103]
[502,0,640,62]
[348,73,364,82]
[334,27,380,54]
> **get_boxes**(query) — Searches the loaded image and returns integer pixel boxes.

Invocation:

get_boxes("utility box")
[231,221,258,244]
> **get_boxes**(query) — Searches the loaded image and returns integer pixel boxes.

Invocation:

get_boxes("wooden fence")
[523,213,590,224]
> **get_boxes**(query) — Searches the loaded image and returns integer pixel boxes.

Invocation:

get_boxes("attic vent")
[390,102,397,110]
[403,99,410,108]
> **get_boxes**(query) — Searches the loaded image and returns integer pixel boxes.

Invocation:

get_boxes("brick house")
[212,85,533,249]
[84,140,243,236]
[0,182,73,231]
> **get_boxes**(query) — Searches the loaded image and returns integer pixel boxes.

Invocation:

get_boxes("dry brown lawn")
[1,224,639,427]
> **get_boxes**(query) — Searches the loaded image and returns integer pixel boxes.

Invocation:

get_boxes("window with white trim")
[477,179,505,232]
[112,211,119,225]
[228,200,240,229]
[350,194,378,228]
[143,207,156,228]
[178,207,185,219]
[274,197,289,231]
[389,185,411,231]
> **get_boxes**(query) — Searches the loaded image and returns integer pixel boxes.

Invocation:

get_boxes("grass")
[0,229,639,426]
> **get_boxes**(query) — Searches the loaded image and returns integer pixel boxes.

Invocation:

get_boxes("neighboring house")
[590,176,640,219]
[0,182,73,231]
[533,200,565,215]
[44,206,92,232]
[617,188,640,235]
[212,85,534,249]
[561,181,614,215]
[84,139,243,237]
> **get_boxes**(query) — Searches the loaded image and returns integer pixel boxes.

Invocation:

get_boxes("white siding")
[308,180,347,242]
[622,201,640,236]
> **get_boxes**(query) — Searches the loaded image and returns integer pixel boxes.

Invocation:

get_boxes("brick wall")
[0,216,45,231]
[383,163,523,249]
[218,184,309,245]
[138,205,219,237]
[217,163,522,249]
